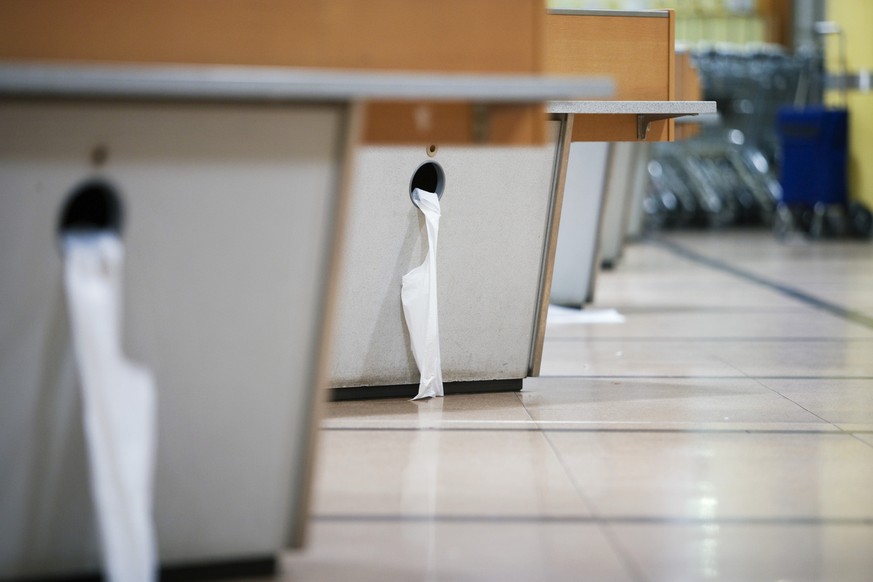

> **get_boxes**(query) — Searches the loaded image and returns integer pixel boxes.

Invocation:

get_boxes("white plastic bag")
[401,188,444,400]
[63,233,157,582]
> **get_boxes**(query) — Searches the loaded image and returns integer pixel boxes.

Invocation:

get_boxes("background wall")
[547,0,792,46]
[826,0,873,207]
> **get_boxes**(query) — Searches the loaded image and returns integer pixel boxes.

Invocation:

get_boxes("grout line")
[514,389,533,420]
[598,521,649,582]
[512,393,601,519]
[652,237,873,331]
[704,347,849,434]
[597,307,828,313]
[311,513,873,527]
[538,422,647,582]
[544,336,873,343]
[534,375,873,380]
[321,426,862,435]
[850,434,873,452]
[750,376,845,432]
[515,391,646,580]
[595,523,647,582]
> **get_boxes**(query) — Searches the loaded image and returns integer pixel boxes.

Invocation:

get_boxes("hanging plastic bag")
[401,188,444,400]
[63,233,158,582]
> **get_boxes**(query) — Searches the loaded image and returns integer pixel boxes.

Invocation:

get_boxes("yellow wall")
[547,0,786,46]
[827,0,873,207]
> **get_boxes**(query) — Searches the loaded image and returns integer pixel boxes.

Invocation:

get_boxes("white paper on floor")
[547,305,626,324]
[63,233,158,582]
[401,188,444,400]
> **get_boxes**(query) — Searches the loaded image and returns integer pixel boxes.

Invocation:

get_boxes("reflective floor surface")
[281,231,873,581]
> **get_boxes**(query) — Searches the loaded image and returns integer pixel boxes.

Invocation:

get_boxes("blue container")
[777,107,848,206]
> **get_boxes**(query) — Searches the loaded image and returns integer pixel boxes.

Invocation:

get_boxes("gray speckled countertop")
[548,100,717,115]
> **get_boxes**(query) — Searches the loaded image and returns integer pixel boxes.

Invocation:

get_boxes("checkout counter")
[330,9,715,395]
[546,9,716,308]
[0,1,607,578]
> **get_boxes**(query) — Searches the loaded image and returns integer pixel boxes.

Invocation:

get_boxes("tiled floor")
[282,231,873,581]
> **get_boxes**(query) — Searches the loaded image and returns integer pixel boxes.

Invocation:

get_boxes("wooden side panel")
[674,52,702,102]
[545,12,673,101]
[0,0,542,73]
[674,50,703,140]
[546,11,676,142]
[0,0,548,145]
[667,10,676,141]
[362,103,546,145]
[758,0,793,48]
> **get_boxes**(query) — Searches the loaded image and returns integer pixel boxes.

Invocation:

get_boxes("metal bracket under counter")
[548,100,718,141]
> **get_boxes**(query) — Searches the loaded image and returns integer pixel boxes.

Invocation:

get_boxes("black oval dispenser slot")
[58,180,124,236]
[409,161,445,203]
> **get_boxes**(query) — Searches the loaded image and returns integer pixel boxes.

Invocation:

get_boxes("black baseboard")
[12,556,276,582]
[329,378,523,401]
[160,557,275,581]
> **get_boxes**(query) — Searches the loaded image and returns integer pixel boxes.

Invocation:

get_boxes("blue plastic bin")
[777,107,848,206]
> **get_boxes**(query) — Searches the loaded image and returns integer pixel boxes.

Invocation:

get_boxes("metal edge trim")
[548,9,670,18]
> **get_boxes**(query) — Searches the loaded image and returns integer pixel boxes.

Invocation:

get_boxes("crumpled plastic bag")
[63,233,157,582]
[401,188,444,400]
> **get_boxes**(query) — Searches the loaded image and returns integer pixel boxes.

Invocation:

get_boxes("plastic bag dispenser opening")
[59,179,124,237]
[409,161,444,203]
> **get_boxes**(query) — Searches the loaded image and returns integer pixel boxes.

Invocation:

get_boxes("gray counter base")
[0,99,345,577]
[329,144,557,389]
[330,379,523,402]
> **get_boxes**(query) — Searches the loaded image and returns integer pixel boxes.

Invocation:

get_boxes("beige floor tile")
[592,237,796,309]
[850,432,873,448]
[311,429,590,518]
[519,377,826,425]
[534,421,840,432]
[321,392,531,429]
[715,253,873,284]
[546,309,873,340]
[780,286,873,310]
[835,424,873,433]
[539,340,743,377]
[591,272,791,310]
[321,392,530,428]
[604,243,699,271]
[289,231,873,580]
[280,521,633,582]
[700,340,873,377]
[758,378,873,424]
[545,432,873,519]
[663,231,873,264]
[657,232,873,312]
[320,418,539,430]
[608,523,873,582]
[695,260,873,292]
